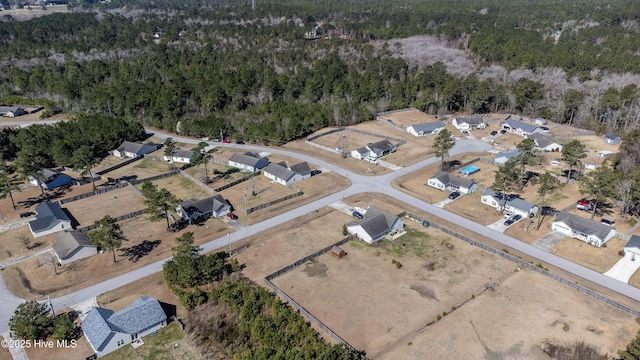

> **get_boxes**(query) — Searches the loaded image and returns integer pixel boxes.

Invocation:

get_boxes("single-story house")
[346,206,404,244]
[163,149,194,163]
[527,133,563,152]
[495,149,520,165]
[452,116,486,130]
[427,171,477,194]
[407,122,446,136]
[502,119,543,137]
[28,202,72,238]
[263,161,311,186]
[0,106,26,117]
[481,188,538,217]
[176,194,231,223]
[623,235,640,258]
[82,296,167,358]
[350,139,397,160]
[534,118,547,125]
[551,211,617,247]
[112,141,158,158]
[29,168,73,190]
[53,230,96,265]
[228,152,269,172]
[604,134,621,145]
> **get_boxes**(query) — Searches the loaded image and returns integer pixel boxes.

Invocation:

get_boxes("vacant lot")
[25,330,95,360]
[444,191,503,225]
[2,214,230,299]
[377,109,438,127]
[552,236,627,273]
[0,6,69,21]
[103,158,173,180]
[183,161,248,190]
[148,175,213,202]
[492,132,528,147]
[0,226,53,263]
[63,187,145,228]
[313,129,389,154]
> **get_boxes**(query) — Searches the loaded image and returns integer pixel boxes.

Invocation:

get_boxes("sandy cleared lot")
[552,237,628,273]
[146,175,213,202]
[0,226,53,263]
[62,187,145,228]
[377,109,438,127]
[444,191,503,225]
[100,158,173,180]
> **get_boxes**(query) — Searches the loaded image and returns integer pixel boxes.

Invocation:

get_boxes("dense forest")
[1,0,640,142]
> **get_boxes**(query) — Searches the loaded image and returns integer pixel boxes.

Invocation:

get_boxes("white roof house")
[263,161,311,186]
[502,119,543,137]
[527,133,563,152]
[552,211,616,247]
[346,207,404,244]
[163,149,194,163]
[427,171,477,194]
[452,116,485,130]
[407,122,446,136]
[481,188,538,217]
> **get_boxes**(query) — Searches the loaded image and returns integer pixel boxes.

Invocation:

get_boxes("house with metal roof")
[28,202,72,238]
[495,149,520,165]
[228,152,269,172]
[481,188,538,217]
[427,171,477,194]
[0,106,26,117]
[263,161,311,186]
[452,116,485,130]
[407,122,446,136]
[53,231,96,265]
[82,296,167,358]
[350,139,397,160]
[604,134,621,145]
[28,168,73,190]
[176,194,231,223]
[346,206,404,244]
[527,133,563,152]
[112,141,158,158]
[163,148,194,163]
[502,119,543,137]
[552,211,616,247]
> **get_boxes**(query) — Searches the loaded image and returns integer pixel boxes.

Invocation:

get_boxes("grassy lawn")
[102,322,201,360]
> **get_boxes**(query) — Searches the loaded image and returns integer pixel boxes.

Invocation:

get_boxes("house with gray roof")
[177,194,231,223]
[624,235,640,258]
[427,171,477,194]
[163,148,194,163]
[112,141,158,158]
[28,202,72,238]
[452,116,485,130]
[53,230,96,265]
[552,211,616,247]
[228,152,269,172]
[346,206,404,244]
[82,296,167,358]
[28,168,73,190]
[604,134,621,145]
[481,188,538,217]
[502,119,543,137]
[527,133,562,152]
[407,122,446,136]
[263,161,311,186]
[495,149,520,165]
[0,106,26,117]
[350,139,397,160]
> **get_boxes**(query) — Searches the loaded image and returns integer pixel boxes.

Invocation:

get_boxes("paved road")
[1,126,640,342]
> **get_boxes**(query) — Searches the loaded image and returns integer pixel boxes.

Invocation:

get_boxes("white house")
[534,118,547,125]
[604,134,621,145]
[228,152,269,172]
[407,122,446,136]
[350,139,397,160]
[82,296,167,358]
[176,194,231,223]
[263,161,311,186]
[29,168,73,190]
[481,188,538,217]
[53,231,96,265]
[527,133,563,152]
[495,149,520,165]
[28,202,72,238]
[427,171,477,194]
[502,119,543,137]
[346,207,404,244]
[552,211,616,247]
[113,141,158,158]
[624,235,640,258]
[163,148,194,163]
[452,116,485,130]
[0,106,26,117]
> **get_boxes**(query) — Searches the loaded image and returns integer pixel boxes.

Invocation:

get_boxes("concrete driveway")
[532,232,566,252]
[605,254,640,283]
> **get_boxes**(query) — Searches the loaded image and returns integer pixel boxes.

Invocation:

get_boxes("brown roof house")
[53,231,97,265]
[346,206,404,244]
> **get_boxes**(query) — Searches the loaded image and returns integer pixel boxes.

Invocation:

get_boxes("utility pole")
[243,189,247,215]
[252,0,255,10]
[227,233,231,257]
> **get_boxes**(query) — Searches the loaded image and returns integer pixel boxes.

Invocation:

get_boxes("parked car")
[539,126,550,132]
[499,129,507,134]
[512,214,522,222]
[222,139,231,143]
[503,211,514,219]
[448,191,461,200]
[490,130,498,136]
[227,212,238,220]
[462,130,470,136]
[19,211,35,218]
[504,218,515,226]
[236,140,245,144]
[352,211,364,220]
[576,199,592,211]
[201,137,210,141]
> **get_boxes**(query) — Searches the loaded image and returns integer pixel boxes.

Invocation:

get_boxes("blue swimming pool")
[460,165,480,176]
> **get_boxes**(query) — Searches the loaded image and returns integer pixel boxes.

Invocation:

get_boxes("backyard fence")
[306,127,406,146]
[213,171,261,192]
[245,191,304,215]
[179,170,217,195]
[263,234,366,357]
[399,211,640,316]
[128,170,180,185]
[77,209,146,232]
[303,140,342,154]
[95,156,143,176]
[57,182,126,205]
[126,181,143,197]
[447,157,480,173]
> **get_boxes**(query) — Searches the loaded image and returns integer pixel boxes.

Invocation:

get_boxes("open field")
[183,162,248,190]
[0,6,69,21]
[444,191,503,225]
[91,155,134,174]
[492,132,527,147]
[377,109,438,127]
[24,328,95,360]
[552,237,628,273]
[101,158,173,180]
[148,175,213,202]
[101,322,200,360]
[1,214,229,300]
[503,215,555,244]
[0,226,53,263]
[313,129,389,154]
[62,187,145,228]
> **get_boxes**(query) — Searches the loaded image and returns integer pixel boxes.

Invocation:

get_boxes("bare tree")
[615,179,635,222]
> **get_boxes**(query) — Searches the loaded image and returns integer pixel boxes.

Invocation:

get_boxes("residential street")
[1,124,639,348]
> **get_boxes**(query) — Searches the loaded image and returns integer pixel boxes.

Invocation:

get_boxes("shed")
[604,135,621,145]
[331,246,346,258]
